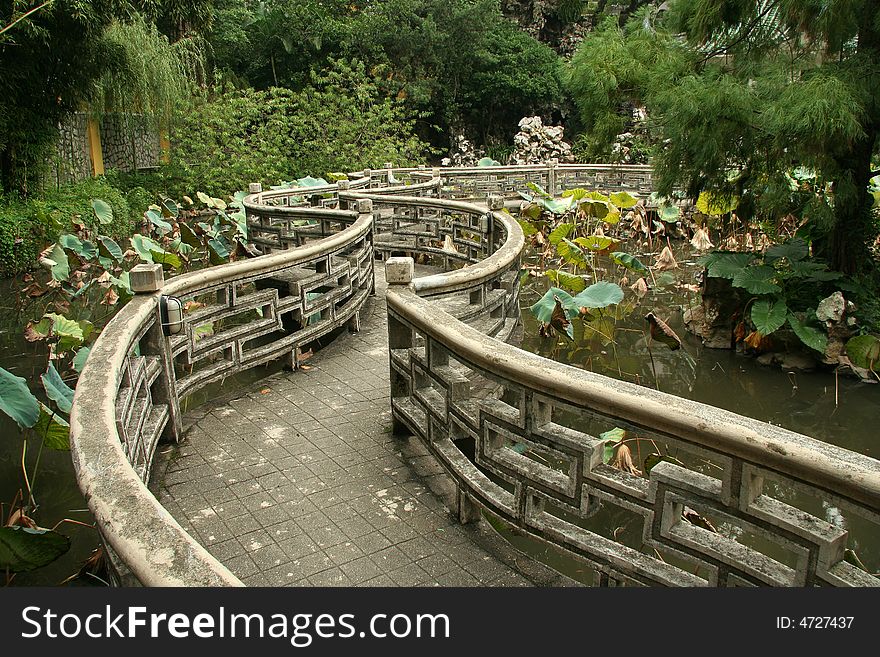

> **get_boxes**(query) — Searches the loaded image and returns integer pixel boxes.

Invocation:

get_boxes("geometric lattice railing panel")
[354,194,523,343]
[169,231,373,399]
[386,288,880,587]
[72,201,375,586]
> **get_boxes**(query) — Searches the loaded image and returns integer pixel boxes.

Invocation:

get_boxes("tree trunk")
[823,5,879,274]
[0,144,23,197]
[826,128,876,274]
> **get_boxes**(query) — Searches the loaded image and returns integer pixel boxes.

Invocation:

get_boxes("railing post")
[386,257,414,436]
[337,179,350,210]
[457,488,481,524]
[130,263,183,443]
[356,198,376,295]
[547,157,558,196]
[432,167,442,198]
[486,195,503,251]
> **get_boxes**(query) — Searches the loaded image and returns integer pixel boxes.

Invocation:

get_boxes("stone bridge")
[69,163,880,586]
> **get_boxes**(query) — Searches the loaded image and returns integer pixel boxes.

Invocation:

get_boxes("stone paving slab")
[151,269,571,587]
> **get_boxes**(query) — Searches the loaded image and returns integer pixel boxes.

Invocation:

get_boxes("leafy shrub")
[35,178,134,236]
[0,200,44,276]
[164,59,432,197]
[698,240,845,353]
[0,177,136,276]
[102,168,169,207]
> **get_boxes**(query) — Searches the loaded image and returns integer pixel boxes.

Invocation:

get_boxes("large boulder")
[508,116,575,165]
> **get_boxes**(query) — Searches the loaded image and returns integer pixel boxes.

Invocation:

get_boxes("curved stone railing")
[70,162,879,587]
[391,162,654,199]
[380,165,880,587]
[354,192,524,343]
[386,284,880,586]
[70,201,374,586]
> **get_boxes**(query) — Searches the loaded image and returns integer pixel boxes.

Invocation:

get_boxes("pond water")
[1,237,876,585]
[0,277,101,585]
[519,249,878,461]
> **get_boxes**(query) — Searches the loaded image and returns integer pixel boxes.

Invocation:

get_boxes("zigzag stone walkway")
[150,269,568,586]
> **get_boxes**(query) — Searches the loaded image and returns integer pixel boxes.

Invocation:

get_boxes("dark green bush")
[36,177,133,236]
[343,0,566,146]
[0,199,45,276]
[0,177,136,276]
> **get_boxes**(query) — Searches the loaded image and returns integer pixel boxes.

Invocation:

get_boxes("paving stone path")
[151,269,570,586]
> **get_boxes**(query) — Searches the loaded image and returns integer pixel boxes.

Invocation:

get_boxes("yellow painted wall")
[86,118,104,176]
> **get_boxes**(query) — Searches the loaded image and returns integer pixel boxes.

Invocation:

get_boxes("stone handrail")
[349,192,523,342]
[70,291,240,586]
[70,203,374,586]
[388,162,654,199]
[386,284,880,586]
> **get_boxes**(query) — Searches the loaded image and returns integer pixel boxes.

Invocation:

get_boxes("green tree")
[0,0,133,194]
[344,0,564,146]
[137,0,214,41]
[206,0,564,148]
[209,0,352,88]
[0,1,205,195]
[566,16,680,160]
[92,15,205,122]
[568,2,880,273]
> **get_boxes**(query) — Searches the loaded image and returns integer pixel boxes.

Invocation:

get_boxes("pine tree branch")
[696,0,783,65]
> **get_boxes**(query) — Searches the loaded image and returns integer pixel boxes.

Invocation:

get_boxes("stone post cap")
[362,168,372,179]
[431,167,440,177]
[356,198,373,214]
[337,179,351,190]
[384,162,394,170]
[487,194,504,210]
[385,257,414,285]
[248,182,262,194]
[130,263,164,293]
[548,158,559,166]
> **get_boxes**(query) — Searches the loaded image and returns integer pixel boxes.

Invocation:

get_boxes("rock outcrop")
[508,116,575,165]
[683,273,745,349]
[440,135,485,167]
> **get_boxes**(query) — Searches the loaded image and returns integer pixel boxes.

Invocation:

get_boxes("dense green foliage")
[341,0,565,145]
[0,177,136,276]
[567,2,880,274]
[92,14,205,121]
[138,0,215,40]
[0,1,124,194]
[0,1,204,195]
[2,0,564,201]
[207,0,565,147]
[566,16,681,160]
[209,0,351,89]
[164,60,432,196]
